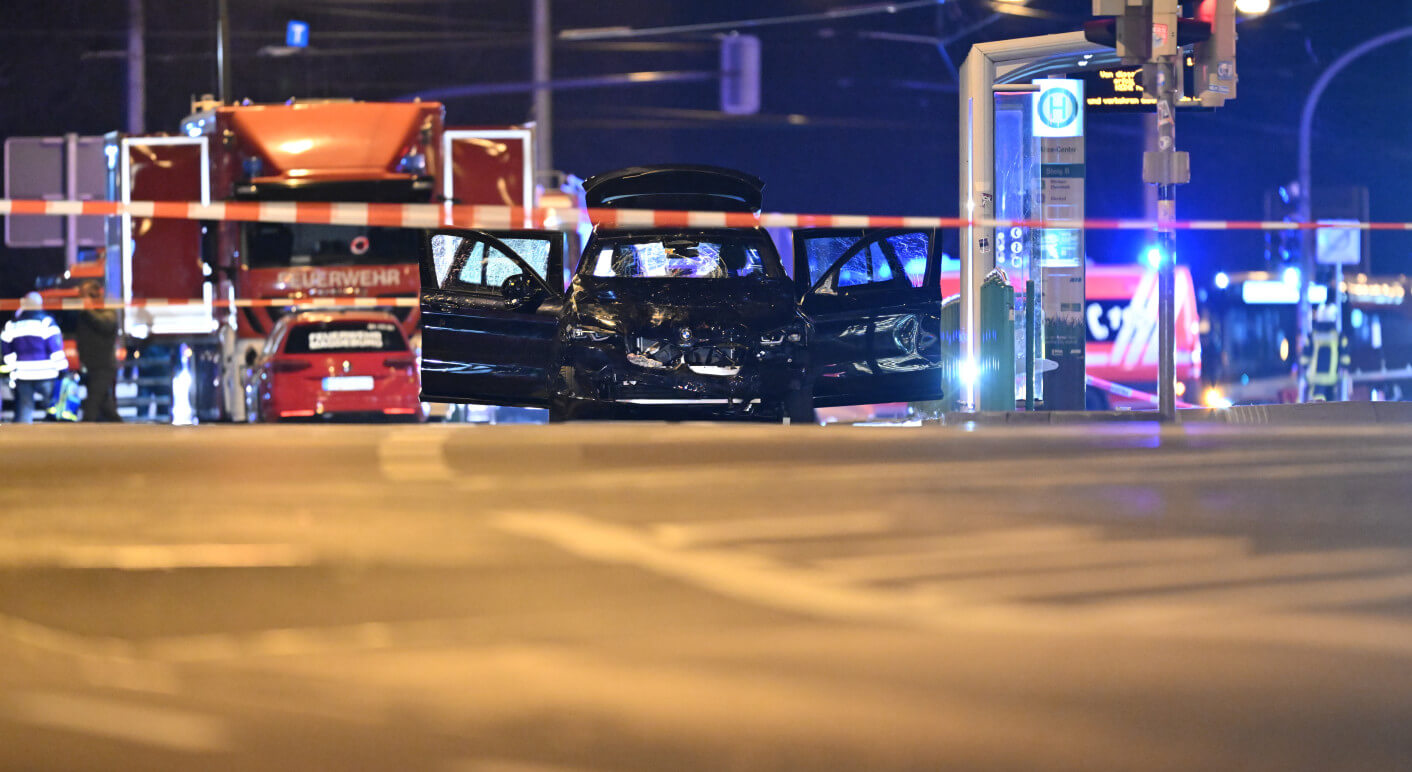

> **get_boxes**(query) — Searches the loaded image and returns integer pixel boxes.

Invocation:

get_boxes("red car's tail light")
[270,360,313,373]
[383,356,418,370]
[383,407,418,415]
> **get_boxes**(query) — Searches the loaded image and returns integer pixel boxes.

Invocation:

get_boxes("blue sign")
[286,20,309,48]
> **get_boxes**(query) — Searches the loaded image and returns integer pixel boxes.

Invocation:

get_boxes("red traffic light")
[1084,18,1211,61]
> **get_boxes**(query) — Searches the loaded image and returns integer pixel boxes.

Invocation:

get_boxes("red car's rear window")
[283,321,407,354]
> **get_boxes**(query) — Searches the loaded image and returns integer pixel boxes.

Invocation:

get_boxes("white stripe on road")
[819,535,1247,583]
[921,548,1412,602]
[1091,572,1412,617]
[652,512,895,549]
[456,443,1412,497]
[494,510,1412,656]
[495,510,933,626]
[821,526,1103,558]
[0,542,314,570]
[4,692,231,753]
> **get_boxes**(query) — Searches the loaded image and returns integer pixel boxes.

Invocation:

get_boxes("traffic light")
[1086,1,1211,66]
[1264,183,1302,267]
[1193,0,1237,106]
[720,34,761,115]
[1085,1,1154,65]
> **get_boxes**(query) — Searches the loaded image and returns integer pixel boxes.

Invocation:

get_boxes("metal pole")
[1025,277,1035,410]
[1297,26,1412,402]
[1154,57,1178,422]
[1157,184,1176,419]
[1334,261,1346,401]
[127,0,145,133]
[216,0,232,104]
[532,0,554,189]
[64,134,78,269]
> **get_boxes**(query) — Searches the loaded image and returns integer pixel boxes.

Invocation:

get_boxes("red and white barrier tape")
[0,296,418,312]
[1085,374,1197,410]
[2,198,1410,232]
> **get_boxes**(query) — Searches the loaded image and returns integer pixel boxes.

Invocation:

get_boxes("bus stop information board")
[1034,79,1086,410]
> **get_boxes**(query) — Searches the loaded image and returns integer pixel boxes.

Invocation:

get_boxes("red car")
[246,310,423,422]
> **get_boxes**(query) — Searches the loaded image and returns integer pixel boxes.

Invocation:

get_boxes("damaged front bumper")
[556,338,804,420]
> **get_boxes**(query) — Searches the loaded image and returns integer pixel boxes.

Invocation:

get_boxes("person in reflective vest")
[1301,304,1350,402]
[48,372,82,422]
[1,292,68,423]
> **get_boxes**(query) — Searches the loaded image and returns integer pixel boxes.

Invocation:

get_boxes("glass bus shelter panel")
[994,91,1042,407]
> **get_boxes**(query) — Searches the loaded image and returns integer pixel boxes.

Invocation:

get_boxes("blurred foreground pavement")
[1,421,1411,771]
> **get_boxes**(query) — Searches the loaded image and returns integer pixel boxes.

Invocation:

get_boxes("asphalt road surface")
[2,420,1412,771]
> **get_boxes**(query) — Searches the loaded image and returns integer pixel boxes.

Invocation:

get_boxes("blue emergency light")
[286,20,310,48]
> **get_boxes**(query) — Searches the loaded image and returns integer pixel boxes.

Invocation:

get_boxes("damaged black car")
[418,165,947,422]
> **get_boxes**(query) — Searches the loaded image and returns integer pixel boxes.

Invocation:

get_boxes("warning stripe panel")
[0,197,1403,233]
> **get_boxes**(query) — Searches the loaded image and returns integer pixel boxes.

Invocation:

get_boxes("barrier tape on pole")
[2,198,1410,232]
[1085,374,1198,410]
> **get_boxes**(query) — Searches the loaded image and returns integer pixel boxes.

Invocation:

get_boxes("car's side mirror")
[501,273,546,309]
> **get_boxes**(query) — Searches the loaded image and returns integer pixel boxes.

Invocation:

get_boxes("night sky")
[2,0,1410,296]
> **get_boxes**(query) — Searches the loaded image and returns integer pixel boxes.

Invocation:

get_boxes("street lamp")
[1234,0,1270,14]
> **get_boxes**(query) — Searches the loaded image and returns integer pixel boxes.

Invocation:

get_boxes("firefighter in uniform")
[1301,303,1350,402]
[1,292,68,423]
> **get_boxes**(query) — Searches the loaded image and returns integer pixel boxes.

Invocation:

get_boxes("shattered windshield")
[588,233,780,279]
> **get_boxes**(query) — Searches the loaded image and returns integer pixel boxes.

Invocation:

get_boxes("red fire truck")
[105,98,535,421]
[1078,264,1202,408]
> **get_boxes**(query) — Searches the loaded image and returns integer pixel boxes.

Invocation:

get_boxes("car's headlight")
[569,324,615,342]
[760,327,804,347]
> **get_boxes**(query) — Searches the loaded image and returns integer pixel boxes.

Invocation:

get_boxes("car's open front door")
[793,228,944,407]
[420,229,565,407]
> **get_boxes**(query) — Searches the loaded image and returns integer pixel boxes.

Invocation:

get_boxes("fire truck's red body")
[105,99,535,420]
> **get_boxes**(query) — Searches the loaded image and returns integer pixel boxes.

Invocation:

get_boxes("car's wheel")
[1085,386,1111,411]
[782,385,815,425]
[548,395,572,423]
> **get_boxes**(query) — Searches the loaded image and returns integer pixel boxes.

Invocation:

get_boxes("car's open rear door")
[420,229,565,407]
[793,228,945,407]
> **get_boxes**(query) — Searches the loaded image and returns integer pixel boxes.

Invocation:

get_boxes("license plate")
[322,376,374,392]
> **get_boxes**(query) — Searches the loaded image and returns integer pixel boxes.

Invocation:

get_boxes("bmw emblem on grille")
[679,327,692,342]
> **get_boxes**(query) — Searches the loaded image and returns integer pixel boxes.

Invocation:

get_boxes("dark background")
[2,0,1409,296]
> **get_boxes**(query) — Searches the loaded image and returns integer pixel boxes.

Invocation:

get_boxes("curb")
[943,401,1412,425]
